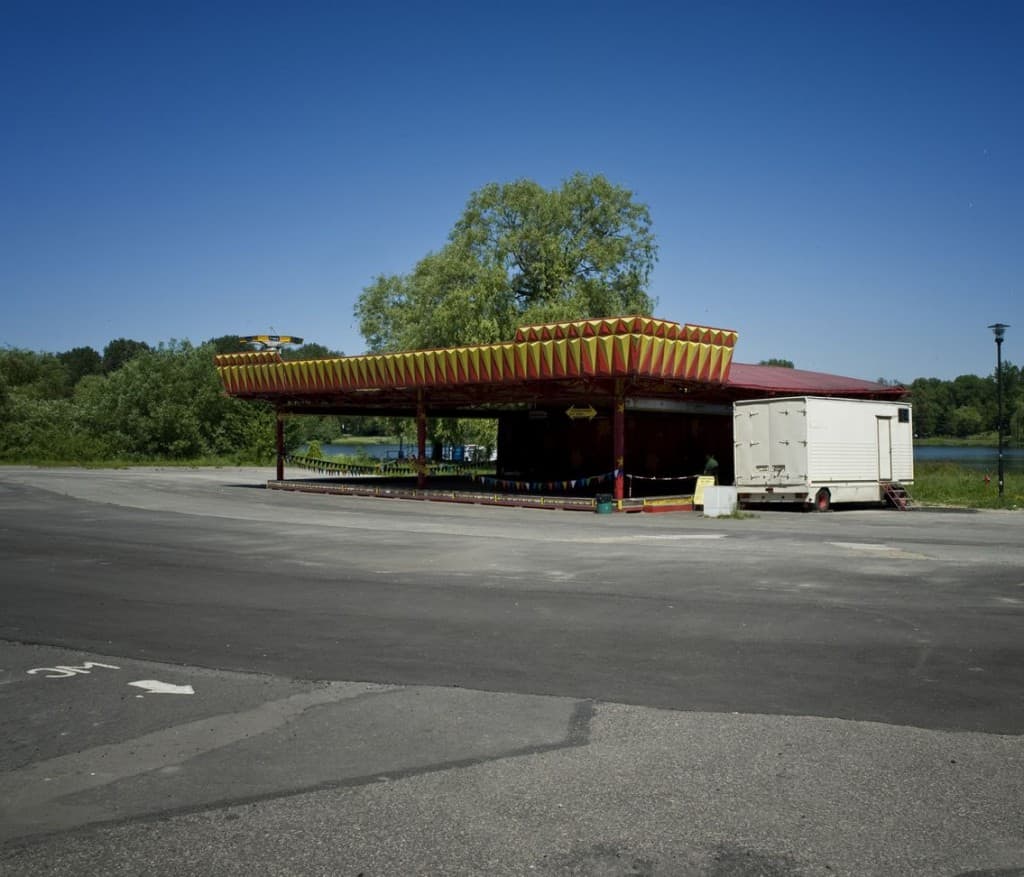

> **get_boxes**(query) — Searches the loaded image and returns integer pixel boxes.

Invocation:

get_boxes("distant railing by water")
[284,454,480,477]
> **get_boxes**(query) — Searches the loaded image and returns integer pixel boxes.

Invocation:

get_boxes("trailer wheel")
[814,488,831,512]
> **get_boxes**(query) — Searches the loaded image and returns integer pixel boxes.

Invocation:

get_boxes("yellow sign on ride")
[566,404,597,420]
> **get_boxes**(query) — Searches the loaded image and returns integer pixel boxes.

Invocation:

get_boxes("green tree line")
[0,336,377,464]
[908,366,1022,443]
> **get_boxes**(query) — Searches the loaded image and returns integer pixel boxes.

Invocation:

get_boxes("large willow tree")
[356,173,658,353]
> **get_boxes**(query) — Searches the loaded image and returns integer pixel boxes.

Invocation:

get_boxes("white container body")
[733,396,914,507]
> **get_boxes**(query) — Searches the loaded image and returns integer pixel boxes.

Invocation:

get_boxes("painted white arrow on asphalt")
[128,680,195,695]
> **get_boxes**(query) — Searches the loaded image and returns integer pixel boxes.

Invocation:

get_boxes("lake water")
[914,445,1024,473]
[315,442,409,460]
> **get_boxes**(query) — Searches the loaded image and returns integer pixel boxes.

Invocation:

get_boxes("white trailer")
[733,396,914,511]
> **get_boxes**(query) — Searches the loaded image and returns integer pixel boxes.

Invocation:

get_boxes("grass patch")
[912,461,1022,509]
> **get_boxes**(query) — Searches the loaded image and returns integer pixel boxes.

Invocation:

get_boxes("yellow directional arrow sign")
[566,404,597,420]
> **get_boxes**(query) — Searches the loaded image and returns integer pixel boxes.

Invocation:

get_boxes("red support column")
[416,392,428,489]
[613,380,625,502]
[275,413,285,482]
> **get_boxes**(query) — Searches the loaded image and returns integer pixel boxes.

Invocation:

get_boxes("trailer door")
[769,401,805,484]
[877,417,893,481]
[735,405,771,485]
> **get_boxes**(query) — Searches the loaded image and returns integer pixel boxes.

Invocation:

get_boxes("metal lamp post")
[988,323,1009,497]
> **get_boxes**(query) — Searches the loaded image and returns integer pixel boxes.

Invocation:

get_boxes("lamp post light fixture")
[988,323,1010,497]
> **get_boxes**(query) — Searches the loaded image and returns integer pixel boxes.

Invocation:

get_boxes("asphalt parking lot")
[0,466,1021,876]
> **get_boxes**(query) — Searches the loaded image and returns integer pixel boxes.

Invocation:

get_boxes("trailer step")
[882,481,914,510]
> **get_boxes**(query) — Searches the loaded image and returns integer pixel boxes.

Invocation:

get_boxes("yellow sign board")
[566,404,597,420]
[693,475,716,506]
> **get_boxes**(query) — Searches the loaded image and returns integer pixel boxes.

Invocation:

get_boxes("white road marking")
[586,534,727,544]
[828,542,891,552]
[26,662,120,679]
[827,541,929,561]
[128,680,195,695]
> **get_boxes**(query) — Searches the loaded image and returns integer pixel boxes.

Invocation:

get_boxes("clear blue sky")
[2,0,1020,382]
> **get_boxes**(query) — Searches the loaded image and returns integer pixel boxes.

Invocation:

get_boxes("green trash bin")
[595,493,614,514]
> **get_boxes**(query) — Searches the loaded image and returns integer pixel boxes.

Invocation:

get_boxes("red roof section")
[727,363,905,397]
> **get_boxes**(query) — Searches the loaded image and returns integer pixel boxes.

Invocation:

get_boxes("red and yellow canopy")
[216,316,737,398]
